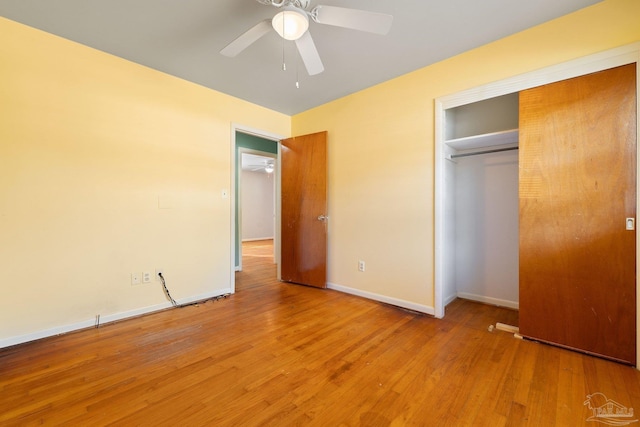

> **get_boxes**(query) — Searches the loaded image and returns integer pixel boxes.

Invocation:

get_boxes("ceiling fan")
[254,161,275,173]
[244,156,276,173]
[221,0,393,76]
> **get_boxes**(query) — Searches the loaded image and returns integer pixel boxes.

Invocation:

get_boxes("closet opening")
[442,93,520,313]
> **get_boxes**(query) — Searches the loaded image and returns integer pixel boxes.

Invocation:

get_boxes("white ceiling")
[0,0,601,115]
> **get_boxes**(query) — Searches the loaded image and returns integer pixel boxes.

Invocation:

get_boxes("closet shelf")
[445,129,519,151]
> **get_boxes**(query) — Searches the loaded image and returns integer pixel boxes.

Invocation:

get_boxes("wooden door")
[519,64,637,364]
[281,131,328,288]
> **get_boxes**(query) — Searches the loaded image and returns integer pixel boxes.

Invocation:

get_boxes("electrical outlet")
[142,271,151,283]
[358,260,365,272]
[156,268,164,281]
[131,272,141,285]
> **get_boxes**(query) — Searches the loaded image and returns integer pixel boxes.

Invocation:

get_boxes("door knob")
[317,215,328,221]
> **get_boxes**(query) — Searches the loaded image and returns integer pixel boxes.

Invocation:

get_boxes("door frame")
[434,42,640,364]
[230,124,286,294]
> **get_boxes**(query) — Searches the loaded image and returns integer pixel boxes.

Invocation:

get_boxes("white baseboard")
[0,287,232,350]
[456,292,519,310]
[444,292,458,306]
[242,237,274,242]
[327,282,435,315]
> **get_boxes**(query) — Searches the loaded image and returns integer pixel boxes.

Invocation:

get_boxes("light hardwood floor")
[1,240,640,426]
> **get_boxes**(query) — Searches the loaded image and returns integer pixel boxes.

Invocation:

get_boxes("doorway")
[238,150,277,270]
[230,127,330,293]
[231,126,285,294]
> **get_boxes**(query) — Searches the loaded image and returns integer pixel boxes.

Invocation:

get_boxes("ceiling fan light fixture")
[272,8,309,41]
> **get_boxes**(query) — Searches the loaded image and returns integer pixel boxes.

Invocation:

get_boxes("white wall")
[241,170,275,241]
[443,158,458,306]
[454,150,519,308]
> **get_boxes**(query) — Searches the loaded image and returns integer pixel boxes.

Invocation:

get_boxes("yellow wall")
[0,17,289,344]
[292,0,640,310]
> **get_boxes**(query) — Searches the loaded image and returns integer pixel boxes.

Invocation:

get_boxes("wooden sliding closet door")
[519,64,637,364]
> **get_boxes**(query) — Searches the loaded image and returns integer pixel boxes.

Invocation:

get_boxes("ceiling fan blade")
[312,5,393,35]
[220,19,272,57]
[295,31,324,76]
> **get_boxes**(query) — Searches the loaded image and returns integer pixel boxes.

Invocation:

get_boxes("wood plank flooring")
[2,239,640,426]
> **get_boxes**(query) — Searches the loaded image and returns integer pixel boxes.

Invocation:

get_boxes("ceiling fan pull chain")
[281,19,286,71]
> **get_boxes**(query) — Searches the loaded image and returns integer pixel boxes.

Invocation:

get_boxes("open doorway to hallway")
[232,126,284,294]
[234,131,279,273]
[237,151,277,285]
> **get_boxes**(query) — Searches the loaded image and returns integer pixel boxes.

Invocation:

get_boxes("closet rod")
[449,146,518,159]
